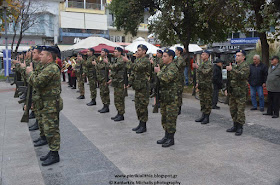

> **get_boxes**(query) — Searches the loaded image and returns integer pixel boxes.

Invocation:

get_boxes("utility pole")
[3,1,10,83]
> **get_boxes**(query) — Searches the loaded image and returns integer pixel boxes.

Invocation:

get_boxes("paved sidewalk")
[0,82,44,185]
[1,80,280,185]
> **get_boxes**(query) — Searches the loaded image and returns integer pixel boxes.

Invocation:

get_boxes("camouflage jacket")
[83,55,97,75]
[227,61,249,97]
[32,61,43,103]
[74,59,83,75]
[197,60,213,89]
[128,56,151,91]
[174,56,186,84]
[96,56,109,82]
[157,62,179,103]
[110,57,126,86]
[28,62,63,113]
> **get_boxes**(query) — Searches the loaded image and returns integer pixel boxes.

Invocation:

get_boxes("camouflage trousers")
[41,112,60,151]
[114,85,125,115]
[34,108,45,137]
[99,80,110,105]
[199,87,213,114]
[135,88,149,122]
[177,82,184,107]
[160,96,179,134]
[77,74,85,96]
[229,94,246,125]
[87,74,97,100]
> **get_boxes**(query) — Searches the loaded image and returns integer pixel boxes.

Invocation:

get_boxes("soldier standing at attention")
[94,48,110,113]
[226,50,249,136]
[154,49,179,147]
[108,47,126,122]
[29,46,48,147]
[26,46,63,166]
[174,47,186,115]
[193,50,213,124]
[84,48,97,106]
[75,53,85,99]
[126,44,151,134]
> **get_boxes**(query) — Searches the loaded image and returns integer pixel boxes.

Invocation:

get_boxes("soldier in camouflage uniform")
[75,53,85,99]
[226,50,249,136]
[94,49,110,113]
[150,50,164,106]
[83,48,97,106]
[26,46,63,166]
[193,50,213,124]
[29,46,49,147]
[154,49,179,148]
[127,44,151,133]
[175,47,186,115]
[109,47,126,122]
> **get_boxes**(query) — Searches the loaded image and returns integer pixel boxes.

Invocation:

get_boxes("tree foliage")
[0,0,20,34]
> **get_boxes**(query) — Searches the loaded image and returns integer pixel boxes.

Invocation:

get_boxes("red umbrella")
[80,44,128,54]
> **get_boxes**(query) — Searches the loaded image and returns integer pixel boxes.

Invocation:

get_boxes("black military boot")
[157,131,168,144]
[100,104,109,113]
[111,113,118,120]
[132,122,141,131]
[98,104,105,112]
[29,119,38,128]
[40,151,51,161]
[162,133,175,147]
[29,120,39,131]
[33,136,44,143]
[235,123,243,136]
[178,106,181,115]
[195,113,205,122]
[114,114,124,121]
[34,136,48,147]
[42,151,60,166]
[226,122,237,132]
[86,99,96,106]
[20,93,26,100]
[136,121,147,134]
[77,95,85,99]
[29,111,35,119]
[201,114,210,124]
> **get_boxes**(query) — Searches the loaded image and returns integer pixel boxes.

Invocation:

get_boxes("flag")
[3,49,11,77]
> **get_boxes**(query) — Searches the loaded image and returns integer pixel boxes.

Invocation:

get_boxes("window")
[86,0,101,10]
[245,32,253,38]
[232,32,240,38]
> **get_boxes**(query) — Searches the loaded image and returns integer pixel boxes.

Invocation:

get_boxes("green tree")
[244,0,280,65]
[108,0,246,58]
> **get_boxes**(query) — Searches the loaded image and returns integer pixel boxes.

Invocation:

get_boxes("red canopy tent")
[80,44,128,54]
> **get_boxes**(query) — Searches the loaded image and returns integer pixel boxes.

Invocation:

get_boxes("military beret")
[157,50,163,54]
[137,44,148,52]
[89,48,95,53]
[213,58,224,64]
[102,48,109,54]
[42,46,59,55]
[164,48,175,58]
[236,49,246,56]
[202,50,210,55]
[34,45,43,51]
[176,47,183,53]
[115,47,123,53]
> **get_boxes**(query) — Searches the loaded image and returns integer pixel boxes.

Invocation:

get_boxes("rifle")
[152,76,160,113]
[192,67,197,97]
[21,53,33,123]
[123,63,128,97]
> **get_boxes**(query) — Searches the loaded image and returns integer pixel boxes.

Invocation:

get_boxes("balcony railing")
[68,1,84,9]
[67,1,103,10]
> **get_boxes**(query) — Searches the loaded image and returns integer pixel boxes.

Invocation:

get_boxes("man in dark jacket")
[248,55,268,112]
[212,59,223,109]
[263,56,280,118]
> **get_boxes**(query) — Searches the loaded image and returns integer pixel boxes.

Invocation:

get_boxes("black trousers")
[67,73,72,86]
[212,84,220,106]
[62,72,66,81]
[267,91,280,116]
[72,77,77,88]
